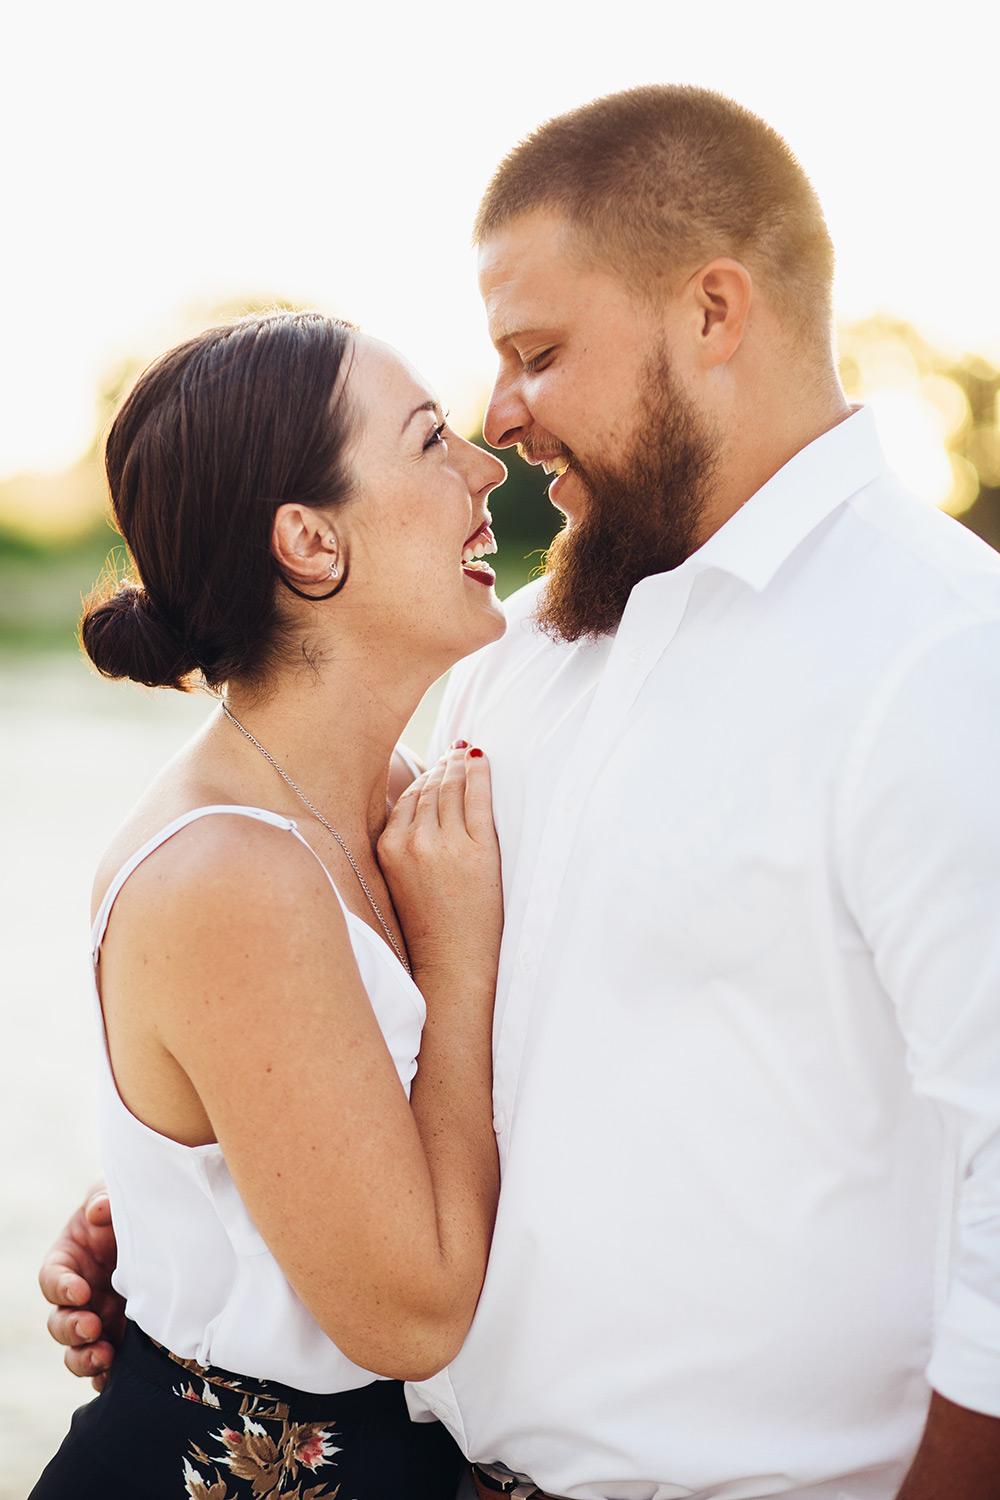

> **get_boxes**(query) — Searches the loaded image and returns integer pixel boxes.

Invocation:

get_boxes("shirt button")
[520,950,535,972]
[628,644,644,664]
[493,1112,506,1134]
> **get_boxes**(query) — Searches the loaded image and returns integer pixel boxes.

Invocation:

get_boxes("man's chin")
[535,522,631,643]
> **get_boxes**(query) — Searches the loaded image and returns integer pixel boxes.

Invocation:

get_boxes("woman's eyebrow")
[402,400,441,434]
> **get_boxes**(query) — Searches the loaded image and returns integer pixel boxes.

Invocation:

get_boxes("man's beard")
[534,350,719,643]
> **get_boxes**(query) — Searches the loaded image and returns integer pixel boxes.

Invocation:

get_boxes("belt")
[471,1461,554,1498]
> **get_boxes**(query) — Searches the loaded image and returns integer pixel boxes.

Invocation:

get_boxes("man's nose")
[483,374,529,450]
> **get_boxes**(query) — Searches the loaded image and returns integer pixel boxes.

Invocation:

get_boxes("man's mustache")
[516,437,574,466]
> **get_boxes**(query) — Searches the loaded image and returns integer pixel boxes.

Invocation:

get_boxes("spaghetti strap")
[91,806,303,960]
[89,804,412,982]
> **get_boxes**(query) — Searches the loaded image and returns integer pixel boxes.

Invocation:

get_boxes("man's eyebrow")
[490,326,527,350]
[402,400,441,434]
[490,324,557,354]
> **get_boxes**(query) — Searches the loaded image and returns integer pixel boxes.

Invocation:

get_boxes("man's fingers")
[46,1268,90,1310]
[47,1304,103,1349]
[63,1340,114,1383]
[39,1251,89,1308]
[83,1191,113,1227]
[51,1298,115,1385]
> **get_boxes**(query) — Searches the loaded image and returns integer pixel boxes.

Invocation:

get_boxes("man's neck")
[696,383,853,547]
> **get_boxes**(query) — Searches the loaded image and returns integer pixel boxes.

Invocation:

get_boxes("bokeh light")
[840,318,1000,523]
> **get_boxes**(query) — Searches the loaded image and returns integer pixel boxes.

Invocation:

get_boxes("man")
[44,87,1000,1498]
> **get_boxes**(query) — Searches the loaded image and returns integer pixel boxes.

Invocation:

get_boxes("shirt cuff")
[927,1279,1000,1418]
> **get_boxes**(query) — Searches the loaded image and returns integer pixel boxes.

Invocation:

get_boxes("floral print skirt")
[30,1320,466,1500]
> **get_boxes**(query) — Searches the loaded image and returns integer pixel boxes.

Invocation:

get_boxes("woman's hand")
[378,745,502,986]
[38,1183,125,1389]
[378,744,502,1360]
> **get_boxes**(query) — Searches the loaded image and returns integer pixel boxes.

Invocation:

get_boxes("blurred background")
[3,0,1000,1490]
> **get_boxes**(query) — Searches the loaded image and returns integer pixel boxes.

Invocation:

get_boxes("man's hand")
[897,1390,1000,1499]
[38,1184,125,1390]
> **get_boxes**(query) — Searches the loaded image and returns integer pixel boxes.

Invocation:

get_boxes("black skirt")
[31,1320,466,1499]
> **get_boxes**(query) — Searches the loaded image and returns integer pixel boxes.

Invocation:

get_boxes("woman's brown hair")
[81,309,355,691]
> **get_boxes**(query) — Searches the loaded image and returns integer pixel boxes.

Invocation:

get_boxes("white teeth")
[462,531,497,566]
[542,458,570,476]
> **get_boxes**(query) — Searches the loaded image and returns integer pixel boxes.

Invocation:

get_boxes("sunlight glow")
[2,0,999,513]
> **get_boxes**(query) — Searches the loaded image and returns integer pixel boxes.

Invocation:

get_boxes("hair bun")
[80,581,199,690]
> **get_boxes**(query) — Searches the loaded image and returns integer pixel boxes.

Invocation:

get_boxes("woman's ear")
[690,258,752,368]
[271,504,340,588]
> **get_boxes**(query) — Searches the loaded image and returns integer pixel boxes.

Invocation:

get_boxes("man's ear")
[690,258,752,367]
[271,503,340,589]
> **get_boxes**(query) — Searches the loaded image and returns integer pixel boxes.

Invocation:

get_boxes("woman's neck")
[218,653,430,848]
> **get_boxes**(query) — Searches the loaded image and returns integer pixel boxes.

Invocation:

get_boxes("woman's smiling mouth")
[462,522,498,585]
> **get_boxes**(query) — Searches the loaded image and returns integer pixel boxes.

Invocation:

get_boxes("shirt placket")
[490,569,702,1156]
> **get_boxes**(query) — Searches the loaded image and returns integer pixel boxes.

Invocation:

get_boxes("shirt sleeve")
[836,611,1000,1416]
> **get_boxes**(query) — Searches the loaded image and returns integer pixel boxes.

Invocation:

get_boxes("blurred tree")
[839,315,1000,550]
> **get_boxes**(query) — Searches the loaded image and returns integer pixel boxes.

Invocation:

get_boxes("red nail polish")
[451,739,469,749]
[469,747,484,758]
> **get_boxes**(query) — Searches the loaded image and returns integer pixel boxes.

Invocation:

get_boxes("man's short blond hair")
[474,85,835,345]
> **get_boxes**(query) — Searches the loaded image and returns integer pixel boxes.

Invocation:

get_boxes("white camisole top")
[91,804,426,1393]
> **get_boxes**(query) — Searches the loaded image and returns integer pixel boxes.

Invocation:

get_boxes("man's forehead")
[477,213,599,345]
[478,211,576,286]
[478,225,656,353]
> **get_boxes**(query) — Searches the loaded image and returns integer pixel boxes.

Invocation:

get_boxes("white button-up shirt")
[411,407,1000,1500]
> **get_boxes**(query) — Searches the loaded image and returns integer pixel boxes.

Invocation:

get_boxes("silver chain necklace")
[221,701,411,976]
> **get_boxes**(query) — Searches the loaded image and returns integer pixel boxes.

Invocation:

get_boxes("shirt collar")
[676,405,887,595]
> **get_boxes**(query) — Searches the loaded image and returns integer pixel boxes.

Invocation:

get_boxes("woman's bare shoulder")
[90,776,299,921]
[95,806,361,1046]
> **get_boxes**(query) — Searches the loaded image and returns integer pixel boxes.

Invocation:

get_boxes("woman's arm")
[378,746,502,1360]
[39,740,491,1385]
[98,746,500,1382]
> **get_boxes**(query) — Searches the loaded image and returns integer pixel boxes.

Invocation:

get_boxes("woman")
[31,309,507,1499]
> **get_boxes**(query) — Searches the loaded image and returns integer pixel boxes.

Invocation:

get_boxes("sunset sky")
[3,0,998,484]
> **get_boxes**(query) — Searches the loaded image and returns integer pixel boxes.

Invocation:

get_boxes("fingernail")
[75,1319,90,1341]
[468,747,484,758]
[62,1283,81,1305]
[451,739,469,750]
